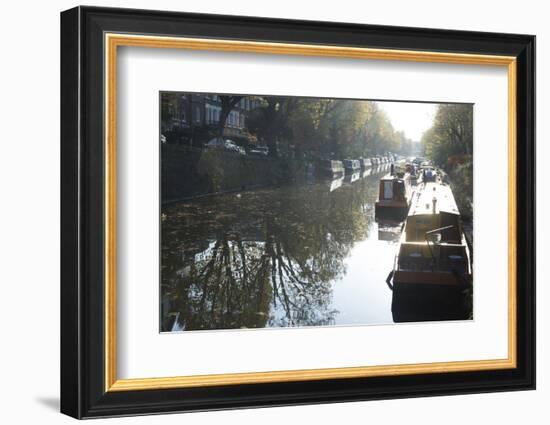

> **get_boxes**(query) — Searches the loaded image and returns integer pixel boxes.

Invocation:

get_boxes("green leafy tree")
[246,96,297,157]
[421,104,474,220]
[317,100,373,157]
[421,104,473,166]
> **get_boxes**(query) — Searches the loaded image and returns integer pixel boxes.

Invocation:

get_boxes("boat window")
[383,181,393,199]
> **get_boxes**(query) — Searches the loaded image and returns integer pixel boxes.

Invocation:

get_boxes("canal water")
[161,163,403,332]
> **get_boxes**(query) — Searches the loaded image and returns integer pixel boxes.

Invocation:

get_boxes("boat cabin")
[375,173,413,219]
[343,159,360,173]
[319,159,344,177]
[360,158,372,168]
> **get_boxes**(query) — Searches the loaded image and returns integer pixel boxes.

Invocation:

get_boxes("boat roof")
[409,182,460,216]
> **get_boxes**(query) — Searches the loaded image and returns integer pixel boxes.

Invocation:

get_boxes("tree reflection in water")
[161,168,386,332]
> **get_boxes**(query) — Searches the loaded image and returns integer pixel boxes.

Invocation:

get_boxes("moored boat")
[374,171,413,220]
[359,157,372,169]
[387,181,473,321]
[392,182,472,284]
[343,159,361,174]
[319,159,344,177]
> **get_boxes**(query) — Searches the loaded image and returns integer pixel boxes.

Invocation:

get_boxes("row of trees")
[245,97,415,159]
[421,104,474,220]
[248,96,418,158]
[162,93,417,159]
[420,104,473,168]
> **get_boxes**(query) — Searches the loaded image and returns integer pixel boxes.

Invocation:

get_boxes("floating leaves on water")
[161,175,384,331]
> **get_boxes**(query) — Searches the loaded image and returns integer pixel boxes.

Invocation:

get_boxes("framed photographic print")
[60,6,535,419]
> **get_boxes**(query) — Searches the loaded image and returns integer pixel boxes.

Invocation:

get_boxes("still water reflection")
[161,164,401,332]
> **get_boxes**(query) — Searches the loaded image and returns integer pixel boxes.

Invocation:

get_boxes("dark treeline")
[161,93,417,160]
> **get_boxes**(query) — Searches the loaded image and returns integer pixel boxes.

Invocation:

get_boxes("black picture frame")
[61,5,535,419]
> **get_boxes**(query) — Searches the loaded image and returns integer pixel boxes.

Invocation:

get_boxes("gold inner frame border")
[104,33,517,392]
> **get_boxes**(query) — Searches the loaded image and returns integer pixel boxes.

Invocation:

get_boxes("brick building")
[161,93,262,145]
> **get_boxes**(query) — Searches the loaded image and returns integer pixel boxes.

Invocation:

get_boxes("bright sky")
[376,101,437,142]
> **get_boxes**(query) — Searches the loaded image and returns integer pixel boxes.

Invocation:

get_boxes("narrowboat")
[392,182,472,285]
[374,171,413,220]
[388,182,473,322]
[343,159,361,174]
[319,159,344,177]
[360,157,372,169]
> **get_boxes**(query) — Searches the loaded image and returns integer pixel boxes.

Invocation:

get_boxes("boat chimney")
[432,197,437,213]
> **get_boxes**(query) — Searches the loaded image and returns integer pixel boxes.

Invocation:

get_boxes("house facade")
[161,93,262,145]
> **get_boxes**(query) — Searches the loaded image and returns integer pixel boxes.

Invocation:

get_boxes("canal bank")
[161,145,299,203]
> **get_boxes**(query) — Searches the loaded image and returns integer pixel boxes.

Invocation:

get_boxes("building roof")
[409,182,460,216]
